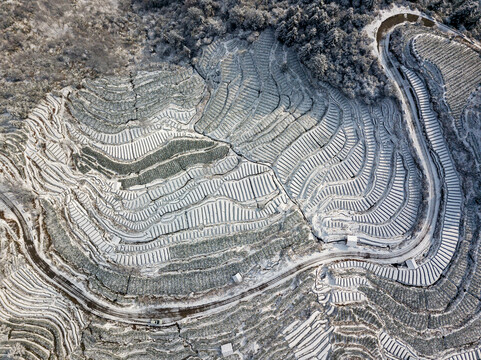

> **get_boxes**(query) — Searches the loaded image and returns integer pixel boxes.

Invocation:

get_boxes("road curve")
[0,190,415,326]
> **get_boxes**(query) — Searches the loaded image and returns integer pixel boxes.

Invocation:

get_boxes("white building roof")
[346,235,358,247]
[406,259,417,269]
[221,343,233,356]
[232,273,243,284]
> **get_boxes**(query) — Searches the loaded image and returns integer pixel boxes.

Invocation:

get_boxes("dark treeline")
[133,0,481,103]
[412,0,481,38]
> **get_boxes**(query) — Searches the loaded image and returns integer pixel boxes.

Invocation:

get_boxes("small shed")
[221,343,234,357]
[232,273,243,284]
[346,235,358,247]
[111,235,121,245]
[406,259,417,269]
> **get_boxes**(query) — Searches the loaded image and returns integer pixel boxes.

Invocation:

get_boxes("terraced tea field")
[0,10,479,360]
